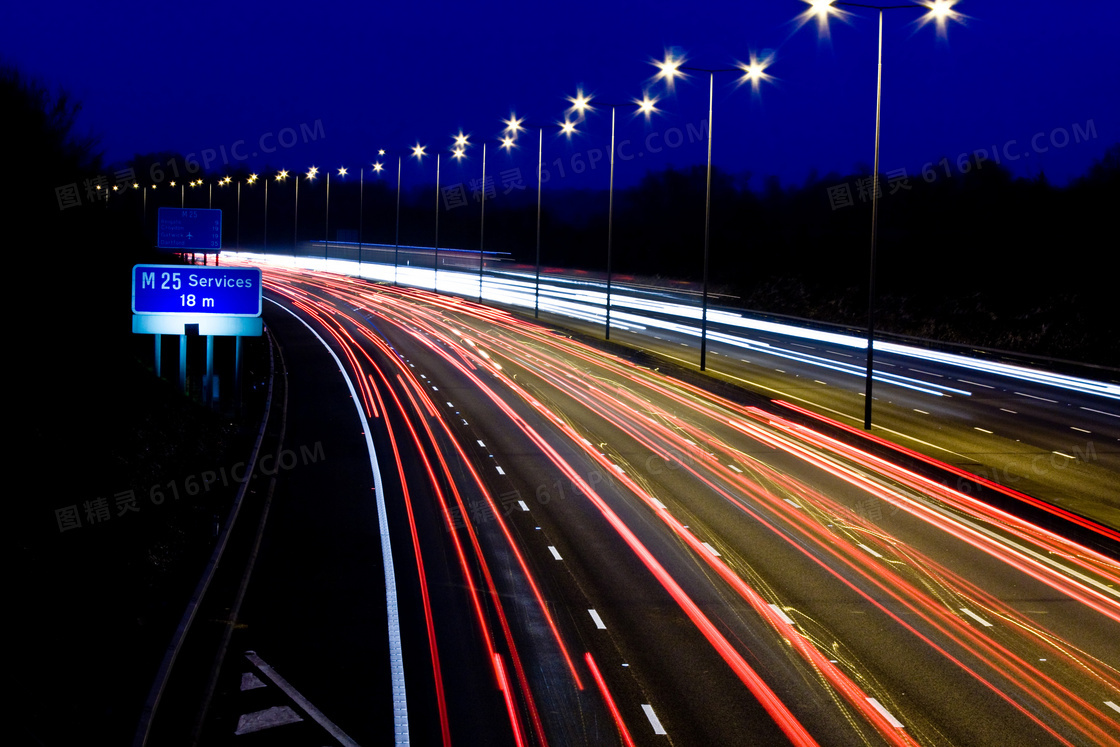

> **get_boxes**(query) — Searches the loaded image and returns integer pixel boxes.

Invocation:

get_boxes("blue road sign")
[157,207,222,250]
[132,264,262,316]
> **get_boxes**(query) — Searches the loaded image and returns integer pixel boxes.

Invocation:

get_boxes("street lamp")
[567,88,659,340]
[243,173,258,251]
[653,51,772,371]
[503,113,553,319]
[411,143,441,291]
[803,0,959,430]
[452,128,506,304]
[326,166,347,262]
[298,166,319,258]
[375,150,405,285]
[266,170,289,254]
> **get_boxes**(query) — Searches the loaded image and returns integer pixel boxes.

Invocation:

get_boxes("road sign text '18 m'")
[132,265,262,316]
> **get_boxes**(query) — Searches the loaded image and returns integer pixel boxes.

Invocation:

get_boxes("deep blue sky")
[4,1,1118,192]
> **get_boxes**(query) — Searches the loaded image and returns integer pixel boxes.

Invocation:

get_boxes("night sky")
[3,1,1118,192]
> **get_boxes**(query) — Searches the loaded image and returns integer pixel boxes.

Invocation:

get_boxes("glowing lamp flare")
[635,94,659,117]
[652,51,686,89]
[566,89,593,116]
[502,114,525,135]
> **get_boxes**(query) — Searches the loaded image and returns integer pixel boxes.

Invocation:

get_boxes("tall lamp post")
[265,170,289,254]
[653,52,772,372]
[502,114,555,319]
[567,89,658,340]
[242,174,257,251]
[504,114,573,318]
[410,143,441,291]
[326,167,346,262]
[453,128,512,304]
[804,0,958,430]
[297,166,319,258]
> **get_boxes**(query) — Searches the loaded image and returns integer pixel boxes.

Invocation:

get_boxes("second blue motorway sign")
[157,207,222,250]
[132,265,262,316]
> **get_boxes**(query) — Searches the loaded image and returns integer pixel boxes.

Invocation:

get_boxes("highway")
[212,258,1120,746]
[237,248,1120,531]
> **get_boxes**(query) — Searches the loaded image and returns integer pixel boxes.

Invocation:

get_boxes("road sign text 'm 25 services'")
[132,265,262,316]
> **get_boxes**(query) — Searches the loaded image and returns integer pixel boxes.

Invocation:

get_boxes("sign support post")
[133,263,262,408]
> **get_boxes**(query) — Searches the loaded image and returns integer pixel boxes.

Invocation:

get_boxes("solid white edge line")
[641,704,668,735]
[866,697,905,728]
[268,298,410,745]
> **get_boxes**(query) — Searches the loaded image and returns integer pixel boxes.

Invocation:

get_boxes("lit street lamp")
[265,170,289,254]
[298,166,319,257]
[411,143,441,291]
[503,112,576,319]
[803,0,959,430]
[567,89,659,340]
[653,51,772,371]
[326,166,347,261]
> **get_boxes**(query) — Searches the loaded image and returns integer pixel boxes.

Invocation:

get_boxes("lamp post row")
[140,0,960,431]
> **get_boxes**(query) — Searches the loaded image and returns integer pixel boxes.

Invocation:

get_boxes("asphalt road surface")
[183,259,1120,746]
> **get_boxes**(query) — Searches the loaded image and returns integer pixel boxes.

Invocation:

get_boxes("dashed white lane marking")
[913,409,929,415]
[1000,408,1018,414]
[1104,700,1120,715]
[642,704,668,735]
[768,604,795,625]
[974,427,993,434]
[548,545,563,560]
[1082,406,1119,418]
[960,608,993,627]
[477,439,486,448]
[588,609,607,629]
[1015,391,1058,403]
[446,401,454,408]
[701,542,721,557]
[784,499,802,509]
[858,544,883,558]
[1052,451,1074,460]
[866,698,905,728]
[518,500,530,512]
[495,466,506,475]
[650,498,667,510]
[1071,426,1092,434]
[727,463,743,473]
[959,379,994,389]
[234,706,303,735]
